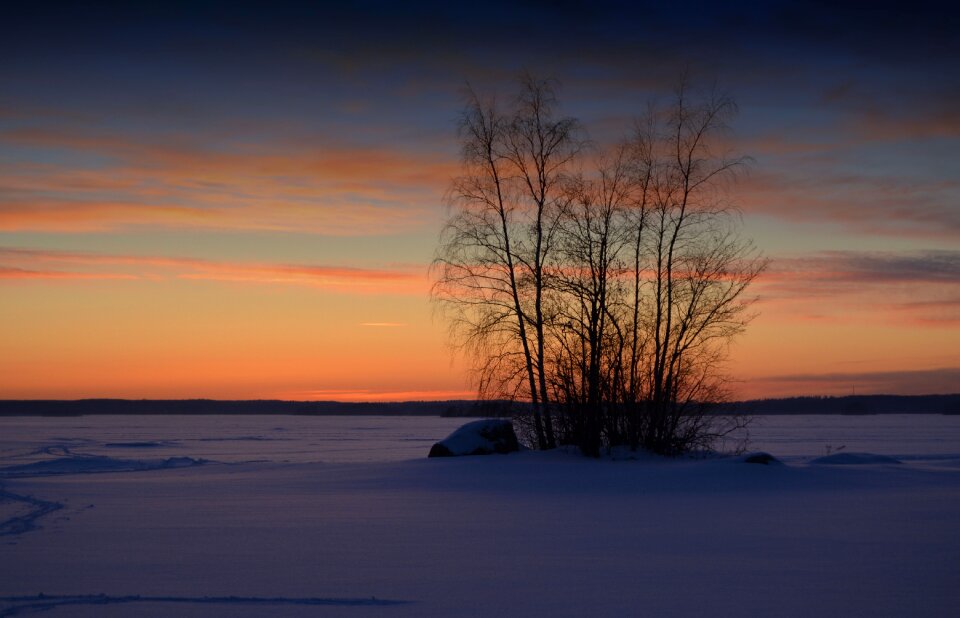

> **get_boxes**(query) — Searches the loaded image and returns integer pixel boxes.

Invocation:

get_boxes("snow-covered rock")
[428,419,520,457]
[741,452,781,465]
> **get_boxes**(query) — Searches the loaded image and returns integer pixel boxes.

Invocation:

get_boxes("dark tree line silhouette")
[433,75,767,455]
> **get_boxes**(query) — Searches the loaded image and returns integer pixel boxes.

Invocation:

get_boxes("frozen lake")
[2,413,959,466]
[2,414,959,617]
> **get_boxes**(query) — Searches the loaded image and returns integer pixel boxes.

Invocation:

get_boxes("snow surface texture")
[428,419,520,456]
[0,454,204,478]
[0,414,958,617]
[810,452,902,465]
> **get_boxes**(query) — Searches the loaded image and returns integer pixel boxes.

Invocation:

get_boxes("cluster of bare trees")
[432,75,766,455]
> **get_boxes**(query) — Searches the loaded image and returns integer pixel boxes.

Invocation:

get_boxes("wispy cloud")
[754,250,960,326]
[0,265,137,280]
[763,250,960,286]
[277,388,476,402]
[0,126,455,235]
[0,247,426,293]
[739,171,960,239]
[751,367,960,397]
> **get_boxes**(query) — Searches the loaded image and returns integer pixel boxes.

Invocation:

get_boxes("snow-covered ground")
[1,414,958,617]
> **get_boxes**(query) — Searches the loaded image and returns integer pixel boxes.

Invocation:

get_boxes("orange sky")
[2,2,958,401]
[2,243,957,400]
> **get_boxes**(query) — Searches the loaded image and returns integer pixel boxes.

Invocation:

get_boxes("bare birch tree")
[432,76,582,449]
[434,75,765,455]
[635,83,766,453]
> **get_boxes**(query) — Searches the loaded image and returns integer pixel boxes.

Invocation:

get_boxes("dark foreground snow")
[0,415,958,617]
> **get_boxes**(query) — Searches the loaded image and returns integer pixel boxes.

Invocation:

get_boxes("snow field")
[1,414,958,617]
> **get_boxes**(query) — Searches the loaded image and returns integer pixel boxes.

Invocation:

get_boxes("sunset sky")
[2,1,958,401]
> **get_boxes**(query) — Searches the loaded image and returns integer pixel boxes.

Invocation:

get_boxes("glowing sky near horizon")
[2,1,958,401]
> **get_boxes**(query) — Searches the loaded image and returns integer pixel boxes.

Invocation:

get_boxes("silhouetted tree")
[432,75,582,449]
[433,75,765,455]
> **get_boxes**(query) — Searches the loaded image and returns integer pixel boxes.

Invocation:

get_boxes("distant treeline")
[0,395,957,417]
[715,394,960,415]
[0,398,516,417]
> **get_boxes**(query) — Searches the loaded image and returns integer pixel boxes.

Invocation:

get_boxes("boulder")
[742,452,781,465]
[428,419,520,457]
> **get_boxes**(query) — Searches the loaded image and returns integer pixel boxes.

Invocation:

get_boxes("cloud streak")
[0,265,136,280]
[764,250,960,286]
[754,250,960,326]
[277,388,476,402]
[752,367,960,397]
[0,247,426,293]
[0,126,455,235]
[739,171,960,240]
